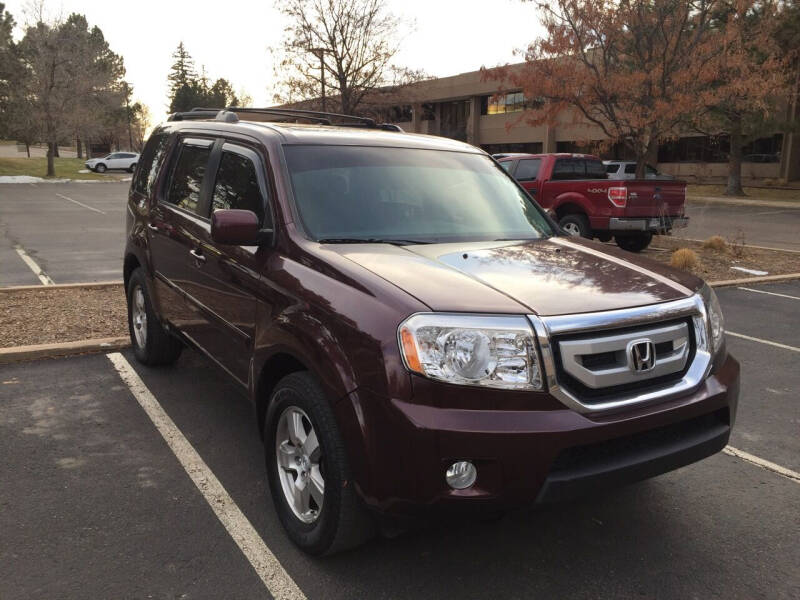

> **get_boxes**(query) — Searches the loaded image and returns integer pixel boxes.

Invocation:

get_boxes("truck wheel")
[127,268,183,365]
[265,372,375,555]
[615,232,653,252]
[559,214,591,238]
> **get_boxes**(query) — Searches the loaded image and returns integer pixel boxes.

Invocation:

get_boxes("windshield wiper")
[317,237,432,245]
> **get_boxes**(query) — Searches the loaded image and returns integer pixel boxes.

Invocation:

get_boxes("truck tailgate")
[624,181,686,217]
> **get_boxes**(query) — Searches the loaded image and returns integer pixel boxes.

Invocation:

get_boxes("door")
[148,137,215,334]
[106,153,123,169]
[187,142,272,384]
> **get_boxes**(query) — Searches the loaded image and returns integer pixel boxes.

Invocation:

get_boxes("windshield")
[283,146,555,243]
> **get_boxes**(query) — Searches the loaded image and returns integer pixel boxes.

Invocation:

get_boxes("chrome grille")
[557,321,691,390]
[528,295,714,415]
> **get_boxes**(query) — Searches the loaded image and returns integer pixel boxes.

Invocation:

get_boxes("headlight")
[701,285,725,354]
[398,314,542,390]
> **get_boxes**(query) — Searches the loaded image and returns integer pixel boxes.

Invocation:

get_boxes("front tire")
[559,213,591,238]
[265,372,375,555]
[126,268,182,365]
[95,163,107,173]
[615,232,653,252]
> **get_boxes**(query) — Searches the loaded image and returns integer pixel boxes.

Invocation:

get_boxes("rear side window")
[605,164,618,174]
[166,145,211,214]
[212,151,268,227]
[132,133,169,197]
[515,158,541,181]
[499,161,513,172]
[624,163,637,174]
[551,159,583,180]
[585,160,607,179]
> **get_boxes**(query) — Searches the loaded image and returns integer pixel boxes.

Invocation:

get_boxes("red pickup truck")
[497,153,688,252]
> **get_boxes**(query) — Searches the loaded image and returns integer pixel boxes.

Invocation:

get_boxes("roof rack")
[168,106,403,131]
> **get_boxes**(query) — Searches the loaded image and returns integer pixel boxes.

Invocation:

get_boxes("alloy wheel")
[131,285,147,348]
[275,406,325,523]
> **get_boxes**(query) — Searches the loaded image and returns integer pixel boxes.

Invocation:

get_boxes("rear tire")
[126,268,182,365]
[615,232,653,252]
[95,163,107,173]
[559,213,591,238]
[128,163,137,173]
[265,372,375,555]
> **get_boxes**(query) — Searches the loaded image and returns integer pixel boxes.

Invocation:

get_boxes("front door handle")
[189,248,206,264]
[147,223,159,232]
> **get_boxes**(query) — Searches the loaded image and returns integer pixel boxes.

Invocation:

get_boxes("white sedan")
[85,152,140,173]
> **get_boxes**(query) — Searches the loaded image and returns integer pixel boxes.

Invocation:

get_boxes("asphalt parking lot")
[0,182,127,286]
[680,200,800,252]
[0,183,798,288]
[1,281,798,599]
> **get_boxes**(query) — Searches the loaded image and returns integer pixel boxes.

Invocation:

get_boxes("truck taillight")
[608,187,627,207]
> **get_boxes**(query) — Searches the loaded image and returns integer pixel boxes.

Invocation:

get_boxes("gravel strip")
[0,285,127,348]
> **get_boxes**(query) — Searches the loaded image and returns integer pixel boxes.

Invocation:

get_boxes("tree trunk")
[25,143,30,158]
[53,144,60,158]
[46,141,55,177]
[635,156,647,179]
[77,138,83,159]
[726,118,746,196]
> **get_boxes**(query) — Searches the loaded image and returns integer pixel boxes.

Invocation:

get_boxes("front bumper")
[610,216,689,232]
[339,353,739,517]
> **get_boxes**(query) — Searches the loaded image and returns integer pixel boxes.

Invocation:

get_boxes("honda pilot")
[124,108,739,555]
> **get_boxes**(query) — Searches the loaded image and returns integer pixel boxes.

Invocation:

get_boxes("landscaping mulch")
[644,236,799,282]
[0,285,127,348]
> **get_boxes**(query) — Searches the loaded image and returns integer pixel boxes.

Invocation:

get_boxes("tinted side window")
[585,160,608,179]
[132,133,169,196]
[499,161,513,172]
[515,158,541,181]
[166,145,210,214]
[551,159,582,180]
[605,164,618,173]
[624,163,637,174]
[211,151,267,227]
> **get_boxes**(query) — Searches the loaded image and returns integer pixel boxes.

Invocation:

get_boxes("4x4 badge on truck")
[628,339,656,373]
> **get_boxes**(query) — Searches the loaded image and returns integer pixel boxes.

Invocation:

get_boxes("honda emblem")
[628,339,656,373]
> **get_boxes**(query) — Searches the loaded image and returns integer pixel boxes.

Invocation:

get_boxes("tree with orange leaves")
[484,0,781,181]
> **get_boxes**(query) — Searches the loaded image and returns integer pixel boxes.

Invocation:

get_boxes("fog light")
[446,461,477,490]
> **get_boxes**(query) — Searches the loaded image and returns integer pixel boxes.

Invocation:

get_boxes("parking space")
[0,183,127,285]
[1,280,798,599]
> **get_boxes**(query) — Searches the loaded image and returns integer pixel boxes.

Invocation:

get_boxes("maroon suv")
[124,109,739,555]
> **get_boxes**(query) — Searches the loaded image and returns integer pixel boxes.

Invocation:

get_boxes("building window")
[481,142,543,155]
[480,91,533,115]
[421,103,436,121]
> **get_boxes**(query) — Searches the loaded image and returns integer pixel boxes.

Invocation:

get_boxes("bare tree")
[272,0,423,115]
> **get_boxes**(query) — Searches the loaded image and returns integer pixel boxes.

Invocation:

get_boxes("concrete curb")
[0,281,123,292]
[688,195,800,209]
[0,336,130,364]
[708,272,800,288]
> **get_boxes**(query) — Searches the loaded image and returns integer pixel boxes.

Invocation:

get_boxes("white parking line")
[726,331,799,353]
[106,353,306,600]
[55,192,106,214]
[737,286,800,301]
[723,446,800,484]
[14,246,54,285]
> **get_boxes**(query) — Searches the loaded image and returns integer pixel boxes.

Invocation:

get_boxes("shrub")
[702,235,727,252]
[670,248,698,270]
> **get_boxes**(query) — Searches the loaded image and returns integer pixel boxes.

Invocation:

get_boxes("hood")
[333,237,701,316]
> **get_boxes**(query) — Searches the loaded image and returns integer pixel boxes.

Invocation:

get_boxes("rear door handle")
[147,223,159,232]
[189,248,206,263]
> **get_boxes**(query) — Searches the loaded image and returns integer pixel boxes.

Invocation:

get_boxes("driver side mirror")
[211,209,272,246]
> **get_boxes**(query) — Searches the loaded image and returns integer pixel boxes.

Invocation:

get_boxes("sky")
[6,0,544,124]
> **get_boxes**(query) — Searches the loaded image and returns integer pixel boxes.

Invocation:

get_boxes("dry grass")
[702,235,727,252]
[670,248,699,270]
